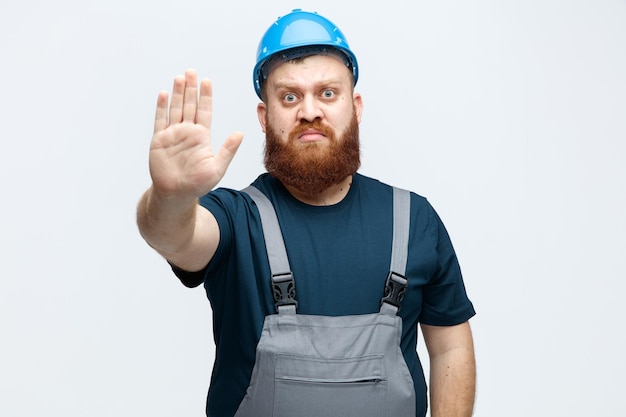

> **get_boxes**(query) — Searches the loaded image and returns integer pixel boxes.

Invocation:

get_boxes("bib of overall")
[234,186,416,417]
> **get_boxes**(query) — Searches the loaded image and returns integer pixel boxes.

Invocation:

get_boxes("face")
[257,54,364,195]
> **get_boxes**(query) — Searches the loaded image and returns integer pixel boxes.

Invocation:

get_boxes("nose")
[297,95,323,122]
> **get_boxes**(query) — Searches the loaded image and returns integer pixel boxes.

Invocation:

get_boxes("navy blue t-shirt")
[172,173,475,417]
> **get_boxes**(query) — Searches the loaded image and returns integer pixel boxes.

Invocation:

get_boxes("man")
[137,9,476,417]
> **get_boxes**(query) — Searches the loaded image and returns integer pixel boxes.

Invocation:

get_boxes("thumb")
[214,131,244,177]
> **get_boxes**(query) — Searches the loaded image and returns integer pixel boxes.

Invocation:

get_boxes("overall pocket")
[273,354,387,417]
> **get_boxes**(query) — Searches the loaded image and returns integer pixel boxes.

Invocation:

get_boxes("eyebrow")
[272,78,344,91]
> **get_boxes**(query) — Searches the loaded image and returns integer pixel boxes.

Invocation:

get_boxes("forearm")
[429,344,476,417]
[136,186,198,258]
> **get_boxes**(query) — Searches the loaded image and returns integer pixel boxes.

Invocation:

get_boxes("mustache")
[289,120,335,140]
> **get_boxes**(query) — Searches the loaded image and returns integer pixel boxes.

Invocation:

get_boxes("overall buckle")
[272,272,298,312]
[381,271,408,310]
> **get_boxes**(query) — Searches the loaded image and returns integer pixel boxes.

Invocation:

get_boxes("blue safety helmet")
[253,9,359,99]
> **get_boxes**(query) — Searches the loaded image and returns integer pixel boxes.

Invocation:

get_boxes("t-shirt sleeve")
[419,202,476,326]
[170,262,206,288]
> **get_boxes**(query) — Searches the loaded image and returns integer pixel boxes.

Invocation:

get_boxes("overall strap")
[243,185,411,316]
[380,187,411,315]
[242,186,297,315]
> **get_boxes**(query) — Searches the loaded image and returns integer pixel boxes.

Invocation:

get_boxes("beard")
[264,112,361,195]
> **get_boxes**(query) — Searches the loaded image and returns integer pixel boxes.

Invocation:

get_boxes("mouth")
[297,129,327,143]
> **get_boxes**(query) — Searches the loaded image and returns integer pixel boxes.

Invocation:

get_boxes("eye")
[322,89,335,99]
[283,93,297,103]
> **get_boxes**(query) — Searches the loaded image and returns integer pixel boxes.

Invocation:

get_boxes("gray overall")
[234,186,416,417]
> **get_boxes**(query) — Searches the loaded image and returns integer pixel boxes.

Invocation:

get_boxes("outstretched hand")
[149,69,243,201]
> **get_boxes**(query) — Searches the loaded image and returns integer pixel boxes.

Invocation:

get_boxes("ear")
[257,102,267,133]
[353,92,363,123]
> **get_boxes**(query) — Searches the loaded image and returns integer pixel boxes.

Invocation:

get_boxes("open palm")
[149,69,243,200]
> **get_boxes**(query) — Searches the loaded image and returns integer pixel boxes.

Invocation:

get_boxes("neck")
[284,175,353,206]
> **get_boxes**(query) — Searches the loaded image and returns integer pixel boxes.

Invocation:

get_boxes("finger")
[168,75,185,124]
[153,91,169,133]
[182,69,198,122]
[214,131,244,177]
[196,78,213,128]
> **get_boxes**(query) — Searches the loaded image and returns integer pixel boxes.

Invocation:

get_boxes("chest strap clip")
[381,272,408,310]
[272,272,298,312]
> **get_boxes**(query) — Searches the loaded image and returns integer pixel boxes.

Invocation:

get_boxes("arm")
[421,321,476,417]
[136,69,243,271]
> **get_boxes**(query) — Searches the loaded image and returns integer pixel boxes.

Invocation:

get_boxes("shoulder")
[198,174,277,212]
[355,173,432,212]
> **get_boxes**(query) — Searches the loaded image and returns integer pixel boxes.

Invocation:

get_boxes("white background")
[1,0,625,415]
